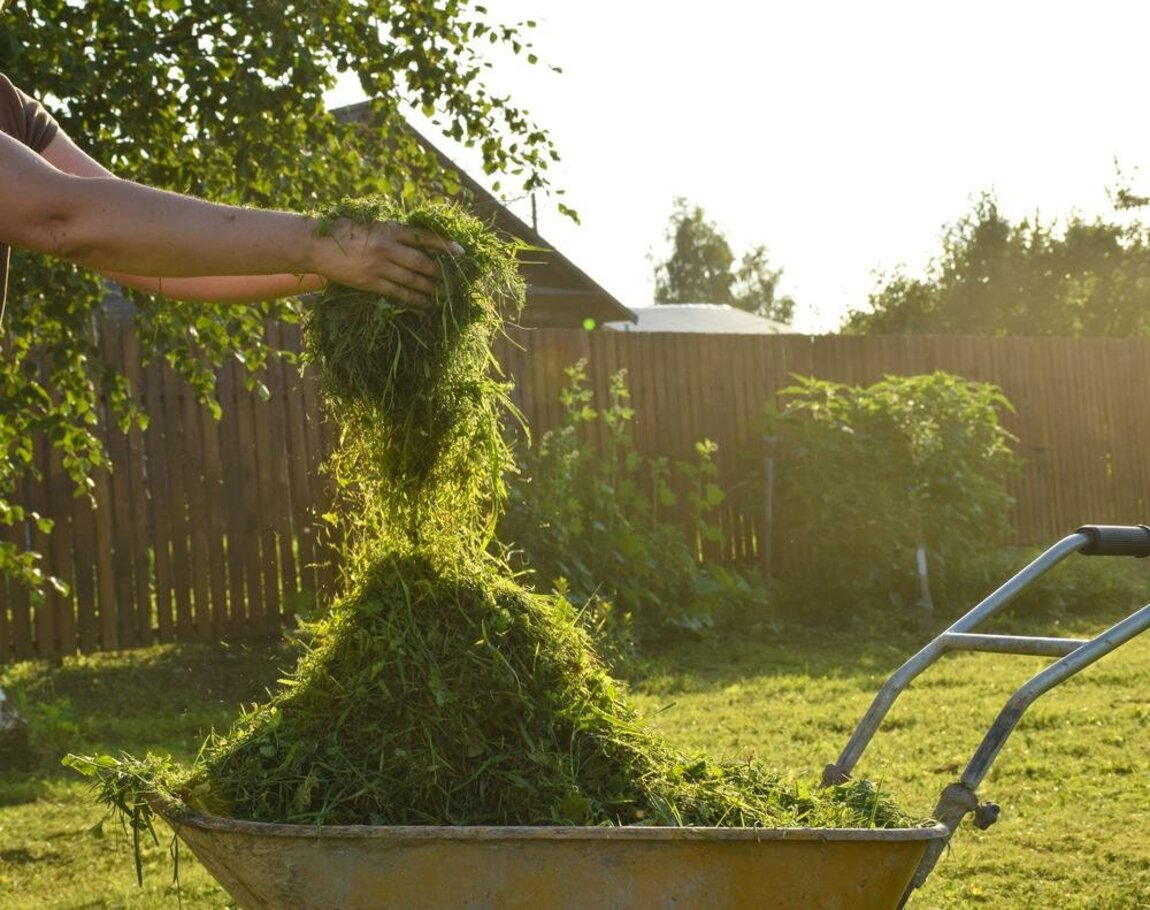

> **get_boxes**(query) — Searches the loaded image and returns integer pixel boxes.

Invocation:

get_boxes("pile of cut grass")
[175,552,909,828]
[68,198,917,836]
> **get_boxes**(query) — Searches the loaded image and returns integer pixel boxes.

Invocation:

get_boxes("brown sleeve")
[0,73,59,152]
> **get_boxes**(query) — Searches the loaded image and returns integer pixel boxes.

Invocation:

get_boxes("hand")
[315,218,464,307]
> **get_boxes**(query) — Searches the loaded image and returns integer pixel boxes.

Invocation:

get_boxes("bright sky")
[329,0,1150,333]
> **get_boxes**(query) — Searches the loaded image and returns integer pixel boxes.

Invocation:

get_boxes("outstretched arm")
[0,127,452,305]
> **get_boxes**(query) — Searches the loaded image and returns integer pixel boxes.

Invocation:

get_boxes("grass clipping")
[68,198,914,832]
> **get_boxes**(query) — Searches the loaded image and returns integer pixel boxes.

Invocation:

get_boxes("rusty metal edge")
[163,809,950,844]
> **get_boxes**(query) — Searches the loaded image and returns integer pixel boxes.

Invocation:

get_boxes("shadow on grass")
[0,641,295,804]
[0,772,49,807]
[627,603,1113,698]
[630,621,924,695]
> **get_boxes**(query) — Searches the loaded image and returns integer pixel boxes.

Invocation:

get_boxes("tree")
[732,244,795,324]
[0,1,564,594]
[844,193,1150,336]
[653,198,735,304]
[652,197,795,322]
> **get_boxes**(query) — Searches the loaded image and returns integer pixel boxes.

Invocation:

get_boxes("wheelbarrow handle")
[1075,523,1150,557]
[902,599,1150,902]
[824,525,1149,784]
[817,526,1150,905]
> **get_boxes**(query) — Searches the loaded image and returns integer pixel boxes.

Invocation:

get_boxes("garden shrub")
[978,542,1150,624]
[499,360,759,650]
[764,372,1023,625]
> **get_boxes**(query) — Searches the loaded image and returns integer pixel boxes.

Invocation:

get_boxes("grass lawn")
[2,611,1148,908]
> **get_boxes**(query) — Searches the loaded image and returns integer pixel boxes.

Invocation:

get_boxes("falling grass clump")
[67,197,917,836]
[303,196,523,548]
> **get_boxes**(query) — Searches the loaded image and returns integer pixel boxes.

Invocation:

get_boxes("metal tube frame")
[824,531,1089,784]
[816,529,1150,904]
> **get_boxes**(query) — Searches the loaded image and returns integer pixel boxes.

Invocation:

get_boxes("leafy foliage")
[652,197,796,322]
[499,360,759,648]
[0,0,563,592]
[845,193,1150,336]
[764,372,1023,623]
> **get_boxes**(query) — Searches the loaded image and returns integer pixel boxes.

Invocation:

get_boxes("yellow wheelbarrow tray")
[166,813,949,910]
[158,525,1150,910]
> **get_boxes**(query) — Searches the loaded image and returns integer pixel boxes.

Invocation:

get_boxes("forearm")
[30,130,325,302]
[50,177,440,303]
[30,174,326,279]
[106,271,325,303]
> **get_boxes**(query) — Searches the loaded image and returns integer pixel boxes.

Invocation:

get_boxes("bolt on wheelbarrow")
[157,525,1150,910]
[823,523,1150,908]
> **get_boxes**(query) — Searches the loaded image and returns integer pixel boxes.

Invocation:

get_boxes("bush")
[763,372,1023,625]
[977,543,1150,625]
[499,361,760,651]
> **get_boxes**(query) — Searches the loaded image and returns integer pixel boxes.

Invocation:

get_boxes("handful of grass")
[304,197,523,552]
[67,198,915,844]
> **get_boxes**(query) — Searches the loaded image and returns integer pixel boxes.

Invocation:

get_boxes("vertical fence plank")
[180,369,213,643]
[99,358,135,651]
[501,327,533,444]
[25,440,56,657]
[700,333,727,563]
[265,324,299,620]
[266,325,298,606]
[142,356,175,643]
[1,511,33,660]
[36,437,74,658]
[88,457,119,652]
[44,442,76,657]
[282,326,317,601]
[251,357,282,633]
[0,570,9,663]
[0,521,17,661]
[70,489,98,654]
[300,353,337,608]
[233,361,267,637]
[1120,340,1150,520]
[199,377,231,640]
[216,359,249,635]
[121,328,155,647]
[161,362,194,639]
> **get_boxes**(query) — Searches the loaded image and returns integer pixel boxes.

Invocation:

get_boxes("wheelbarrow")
[160,525,1150,910]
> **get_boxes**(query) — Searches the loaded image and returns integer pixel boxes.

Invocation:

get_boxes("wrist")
[300,214,342,279]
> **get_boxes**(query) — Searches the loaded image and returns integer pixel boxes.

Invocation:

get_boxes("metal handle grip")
[1074,524,1150,557]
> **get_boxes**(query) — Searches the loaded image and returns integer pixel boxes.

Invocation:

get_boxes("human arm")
[0,127,453,305]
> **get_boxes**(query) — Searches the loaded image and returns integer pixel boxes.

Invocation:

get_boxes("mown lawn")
[2,610,1148,909]
[630,620,1150,909]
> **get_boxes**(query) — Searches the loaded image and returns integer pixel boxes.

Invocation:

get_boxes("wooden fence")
[5,326,1150,661]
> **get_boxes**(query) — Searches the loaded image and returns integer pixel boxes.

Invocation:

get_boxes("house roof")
[331,102,635,329]
[602,303,791,334]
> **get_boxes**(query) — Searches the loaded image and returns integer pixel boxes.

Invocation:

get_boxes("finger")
[380,260,438,296]
[400,224,465,257]
[385,243,444,281]
[375,277,434,309]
